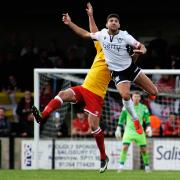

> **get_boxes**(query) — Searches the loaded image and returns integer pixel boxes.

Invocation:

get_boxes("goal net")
[33,68,180,170]
[34,69,124,139]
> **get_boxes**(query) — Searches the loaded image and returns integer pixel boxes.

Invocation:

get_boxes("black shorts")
[111,62,141,85]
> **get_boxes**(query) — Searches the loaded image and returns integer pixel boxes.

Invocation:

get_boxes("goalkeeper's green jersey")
[118,103,150,133]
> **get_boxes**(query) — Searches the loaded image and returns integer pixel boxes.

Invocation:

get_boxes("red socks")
[149,95,156,100]
[42,96,63,119]
[92,128,106,160]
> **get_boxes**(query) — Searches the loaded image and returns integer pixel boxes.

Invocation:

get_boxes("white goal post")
[33,68,180,169]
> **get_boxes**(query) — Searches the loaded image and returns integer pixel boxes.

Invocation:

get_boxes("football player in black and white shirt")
[62,12,158,134]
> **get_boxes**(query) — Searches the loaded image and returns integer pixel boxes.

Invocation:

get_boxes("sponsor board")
[153,140,180,170]
[21,139,133,169]
[55,140,133,169]
[21,140,52,169]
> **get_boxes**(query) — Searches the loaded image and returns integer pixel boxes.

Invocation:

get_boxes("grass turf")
[1,170,180,180]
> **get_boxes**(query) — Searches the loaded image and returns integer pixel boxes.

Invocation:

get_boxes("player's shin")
[122,99,138,120]
[42,95,63,118]
[141,152,150,167]
[119,149,127,166]
[92,127,106,160]
[122,99,143,134]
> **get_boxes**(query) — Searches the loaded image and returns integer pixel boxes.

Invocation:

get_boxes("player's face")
[106,17,120,32]
[132,94,141,104]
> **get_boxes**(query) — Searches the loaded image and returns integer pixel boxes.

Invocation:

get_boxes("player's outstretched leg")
[32,94,64,124]
[99,156,109,173]
[122,99,143,134]
[31,105,43,124]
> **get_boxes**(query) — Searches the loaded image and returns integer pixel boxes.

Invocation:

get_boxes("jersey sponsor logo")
[103,42,121,52]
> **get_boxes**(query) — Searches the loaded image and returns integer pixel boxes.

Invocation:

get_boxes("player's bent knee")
[121,93,131,100]
[58,90,75,101]
[58,91,66,99]
[122,145,129,151]
[140,149,147,154]
[90,125,99,132]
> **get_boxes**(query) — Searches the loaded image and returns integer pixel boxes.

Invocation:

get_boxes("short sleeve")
[90,31,101,41]
[123,31,140,49]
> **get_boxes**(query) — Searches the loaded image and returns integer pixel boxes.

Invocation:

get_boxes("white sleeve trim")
[90,32,99,41]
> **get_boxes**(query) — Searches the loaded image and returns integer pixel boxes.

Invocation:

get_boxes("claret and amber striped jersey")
[82,41,111,98]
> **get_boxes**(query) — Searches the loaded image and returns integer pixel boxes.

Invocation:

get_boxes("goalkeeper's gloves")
[146,126,152,137]
[115,126,122,140]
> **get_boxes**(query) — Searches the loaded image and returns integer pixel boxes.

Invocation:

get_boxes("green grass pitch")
[1,170,180,180]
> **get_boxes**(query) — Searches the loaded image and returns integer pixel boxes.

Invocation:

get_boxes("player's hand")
[133,49,145,54]
[62,13,71,25]
[86,2,93,16]
[133,44,147,55]
[146,126,152,137]
[115,126,122,140]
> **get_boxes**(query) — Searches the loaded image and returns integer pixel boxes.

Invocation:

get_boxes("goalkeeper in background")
[115,91,152,172]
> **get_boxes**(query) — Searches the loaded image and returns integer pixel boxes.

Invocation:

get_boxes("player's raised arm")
[62,13,91,39]
[86,2,98,33]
